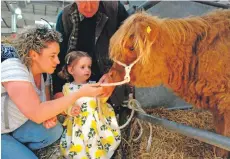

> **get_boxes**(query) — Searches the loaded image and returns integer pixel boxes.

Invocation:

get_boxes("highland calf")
[107,10,230,158]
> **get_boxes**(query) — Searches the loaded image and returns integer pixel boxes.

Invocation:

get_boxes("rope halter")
[100,55,142,87]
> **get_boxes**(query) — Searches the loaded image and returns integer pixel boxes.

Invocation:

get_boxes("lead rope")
[98,56,153,152]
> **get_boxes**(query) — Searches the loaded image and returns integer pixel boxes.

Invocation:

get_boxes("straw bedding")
[120,108,222,159]
[37,108,222,159]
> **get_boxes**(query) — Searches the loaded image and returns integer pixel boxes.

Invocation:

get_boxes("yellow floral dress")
[60,82,121,159]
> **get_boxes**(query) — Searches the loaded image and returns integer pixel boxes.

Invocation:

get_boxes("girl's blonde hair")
[58,51,91,81]
[11,25,62,67]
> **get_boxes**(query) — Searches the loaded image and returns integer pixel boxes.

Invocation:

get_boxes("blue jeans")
[1,120,63,159]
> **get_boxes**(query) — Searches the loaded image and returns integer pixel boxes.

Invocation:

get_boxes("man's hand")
[54,92,64,99]
[70,105,81,117]
[43,116,57,129]
[99,73,111,83]
[99,73,115,97]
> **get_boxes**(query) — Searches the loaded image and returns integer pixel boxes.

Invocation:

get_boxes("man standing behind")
[53,1,129,111]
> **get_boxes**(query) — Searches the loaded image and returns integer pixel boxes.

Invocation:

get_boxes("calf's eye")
[129,47,135,51]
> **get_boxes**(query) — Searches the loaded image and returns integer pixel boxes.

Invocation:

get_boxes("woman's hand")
[79,83,104,97]
[43,116,57,129]
[70,105,80,116]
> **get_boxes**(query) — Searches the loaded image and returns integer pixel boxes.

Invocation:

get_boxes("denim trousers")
[1,120,63,159]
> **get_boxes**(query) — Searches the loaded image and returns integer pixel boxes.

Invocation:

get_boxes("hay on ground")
[124,108,223,159]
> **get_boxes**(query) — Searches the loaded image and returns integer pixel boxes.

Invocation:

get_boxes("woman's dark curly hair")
[12,25,62,67]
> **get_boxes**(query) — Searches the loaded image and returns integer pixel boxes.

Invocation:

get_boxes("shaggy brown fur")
[108,9,230,158]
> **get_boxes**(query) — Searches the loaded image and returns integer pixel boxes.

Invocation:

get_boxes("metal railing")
[194,1,229,9]
[127,0,229,15]
[127,1,161,15]
[136,112,230,151]
[126,0,230,152]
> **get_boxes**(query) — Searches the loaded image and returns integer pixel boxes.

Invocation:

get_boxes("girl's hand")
[79,83,104,97]
[43,116,57,129]
[70,105,80,116]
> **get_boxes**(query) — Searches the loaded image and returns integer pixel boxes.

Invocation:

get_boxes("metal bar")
[143,105,193,110]
[167,105,192,110]
[2,18,10,28]
[136,112,230,151]
[32,4,35,14]
[193,1,229,9]
[5,1,15,13]
[2,11,56,22]
[138,1,161,11]
[128,1,161,15]
[29,1,71,8]
[4,1,11,12]
[45,5,47,16]
[11,14,17,33]
[24,19,27,26]
[41,18,53,28]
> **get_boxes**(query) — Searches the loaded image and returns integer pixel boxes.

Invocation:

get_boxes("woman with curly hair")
[1,26,105,159]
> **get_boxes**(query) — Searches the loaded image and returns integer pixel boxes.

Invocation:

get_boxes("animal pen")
[113,1,230,159]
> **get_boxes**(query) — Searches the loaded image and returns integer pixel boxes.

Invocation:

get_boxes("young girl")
[59,51,121,159]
